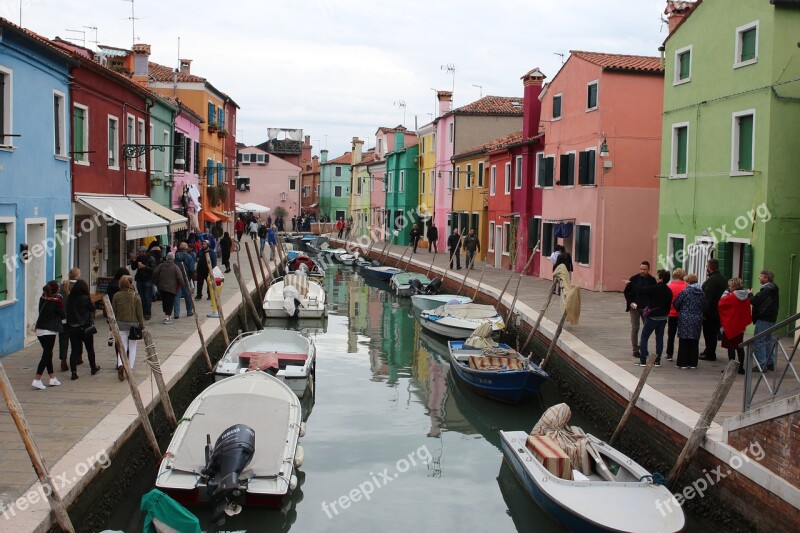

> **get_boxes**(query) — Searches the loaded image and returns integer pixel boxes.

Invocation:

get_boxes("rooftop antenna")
[83,26,99,48]
[394,100,407,127]
[441,63,456,97]
[122,0,141,47]
[65,28,87,48]
[554,52,565,64]
[472,84,483,98]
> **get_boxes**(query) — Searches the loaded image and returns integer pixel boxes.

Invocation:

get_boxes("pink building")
[170,101,203,230]
[538,51,663,291]
[236,146,302,217]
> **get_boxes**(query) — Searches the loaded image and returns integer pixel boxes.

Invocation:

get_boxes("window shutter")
[194,142,200,174]
[717,241,733,279]
[208,102,215,123]
[741,244,754,289]
[741,28,756,61]
[679,52,690,79]
[542,223,553,256]
[528,218,540,249]
[217,162,223,185]
[174,132,184,160]
[553,96,561,118]
[185,137,192,170]
[676,127,688,174]
[587,84,597,108]
[738,115,753,171]
[578,151,588,184]
[72,108,84,157]
[207,159,214,185]
[545,157,554,187]
[478,162,484,187]
[471,213,479,232]
[559,154,570,185]
[587,150,595,185]
[0,224,7,298]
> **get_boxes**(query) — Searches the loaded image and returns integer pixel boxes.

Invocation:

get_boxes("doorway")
[25,220,47,338]
[495,226,503,269]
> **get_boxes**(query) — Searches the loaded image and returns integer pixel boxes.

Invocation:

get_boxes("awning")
[204,211,222,223]
[236,202,271,213]
[131,196,188,232]
[76,195,169,240]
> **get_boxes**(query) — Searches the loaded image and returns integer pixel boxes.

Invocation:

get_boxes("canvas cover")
[429,303,499,320]
[526,434,573,480]
[531,403,592,475]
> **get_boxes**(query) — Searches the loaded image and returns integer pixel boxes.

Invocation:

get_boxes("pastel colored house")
[385,127,420,245]
[349,138,377,237]
[658,0,800,317]
[0,21,73,353]
[367,126,417,238]
[171,100,204,232]
[538,51,664,291]
[300,154,321,219]
[236,146,302,217]
[451,145,491,263]
[147,95,178,210]
[417,122,436,248]
[319,150,352,223]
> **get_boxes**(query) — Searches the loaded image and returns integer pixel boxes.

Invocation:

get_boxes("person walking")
[700,258,727,361]
[258,222,268,256]
[58,268,80,371]
[553,245,573,273]
[131,246,156,320]
[410,224,421,253]
[65,279,100,380]
[336,218,344,238]
[234,217,245,242]
[623,260,657,358]
[463,228,481,269]
[153,253,183,324]
[427,223,438,253]
[195,240,211,300]
[719,278,751,375]
[32,281,64,390]
[111,275,144,381]
[291,215,297,232]
[665,268,687,361]
[248,218,259,240]
[447,229,462,270]
[267,225,278,260]
[220,232,232,273]
[748,269,780,371]
[636,270,673,367]
[344,218,352,239]
[673,274,705,369]
[173,242,195,318]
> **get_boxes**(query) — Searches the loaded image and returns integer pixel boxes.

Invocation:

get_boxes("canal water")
[103,265,699,532]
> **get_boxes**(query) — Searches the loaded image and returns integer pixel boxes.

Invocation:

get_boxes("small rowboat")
[390,272,432,297]
[419,303,504,339]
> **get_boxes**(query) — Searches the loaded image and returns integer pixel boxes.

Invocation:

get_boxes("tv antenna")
[472,84,483,98]
[554,52,565,64]
[393,100,407,127]
[65,28,87,48]
[441,63,456,95]
[122,0,143,46]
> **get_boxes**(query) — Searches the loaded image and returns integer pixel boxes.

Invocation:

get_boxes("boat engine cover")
[202,424,256,524]
[425,278,442,294]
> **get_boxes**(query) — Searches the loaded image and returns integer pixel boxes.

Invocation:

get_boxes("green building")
[385,127,420,245]
[658,0,800,320]
[319,149,352,223]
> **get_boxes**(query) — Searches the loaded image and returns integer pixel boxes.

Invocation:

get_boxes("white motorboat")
[263,273,327,318]
[213,329,316,398]
[419,303,505,339]
[156,372,305,524]
[411,294,472,311]
[339,253,356,265]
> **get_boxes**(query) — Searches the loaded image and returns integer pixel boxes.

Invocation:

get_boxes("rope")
[480,348,517,357]
[639,472,667,486]
[143,341,163,376]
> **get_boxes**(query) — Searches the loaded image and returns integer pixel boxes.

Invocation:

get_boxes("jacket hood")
[733,289,749,300]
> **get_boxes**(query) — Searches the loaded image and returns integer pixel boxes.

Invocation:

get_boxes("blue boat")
[362,265,403,281]
[447,341,548,404]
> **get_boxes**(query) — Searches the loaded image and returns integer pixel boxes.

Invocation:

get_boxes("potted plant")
[217,184,229,203]
[217,128,228,138]
[151,176,163,186]
[207,121,218,134]
[206,185,220,206]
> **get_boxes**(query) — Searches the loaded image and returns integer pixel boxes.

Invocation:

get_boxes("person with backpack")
[258,222,268,255]
[173,242,196,318]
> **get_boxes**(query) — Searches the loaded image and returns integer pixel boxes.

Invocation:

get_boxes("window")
[399,170,405,193]
[537,153,554,187]
[108,116,119,169]
[559,153,575,186]
[137,119,146,170]
[377,138,383,153]
[162,130,169,177]
[421,136,425,153]
[236,177,250,191]
[387,171,393,193]
[53,91,66,157]
[671,123,689,177]
[54,218,66,282]
[578,149,596,185]
[206,158,214,186]
[732,110,755,174]
[529,217,541,250]
[542,222,554,256]
[449,122,454,143]
[73,104,88,164]
[668,235,685,270]
[504,162,511,194]
[356,174,362,195]
[488,221,495,251]
[466,164,472,189]
[553,94,562,120]
[208,101,215,124]
[0,67,11,147]
[514,156,523,189]
[586,81,598,111]
[334,185,343,197]
[478,162,484,188]
[217,107,224,130]
[126,115,135,169]
[674,46,692,84]
[289,178,297,191]
[502,222,511,255]
[193,141,200,175]
[316,184,320,197]
[217,161,224,185]
[455,167,460,189]
[575,225,590,264]
[0,220,11,302]
[735,21,758,68]
[421,172,426,194]
[335,166,342,177]
[489,165,497,195]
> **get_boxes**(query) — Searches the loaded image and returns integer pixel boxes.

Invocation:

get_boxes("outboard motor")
[425,278,442,294]
[202,424,256,525]
[409,278,424,295]
[371,260,381,267]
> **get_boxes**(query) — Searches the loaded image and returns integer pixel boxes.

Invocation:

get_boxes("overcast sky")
[14,0,669,157]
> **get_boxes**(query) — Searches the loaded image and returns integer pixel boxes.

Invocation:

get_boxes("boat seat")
[526,435,573,480]
[468,355,524,371]
[239,351,308,372]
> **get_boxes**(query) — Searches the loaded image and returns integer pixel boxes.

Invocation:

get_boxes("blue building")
[0,21,74,355]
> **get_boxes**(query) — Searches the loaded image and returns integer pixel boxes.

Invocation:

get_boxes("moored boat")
[411,293,472,311]
[263,273,327,318]
[287,255,325,279]
[419,303,504,339]
[390,272,433,297]
[363,264,403,281]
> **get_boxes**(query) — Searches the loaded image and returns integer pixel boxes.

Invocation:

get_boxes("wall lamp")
[599,135,609,157]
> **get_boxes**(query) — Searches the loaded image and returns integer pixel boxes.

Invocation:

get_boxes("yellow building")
[451,150,488,261]
[417,123,436,249]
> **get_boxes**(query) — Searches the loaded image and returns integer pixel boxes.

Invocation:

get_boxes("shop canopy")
[236,202,271,213]
[76,195,169,240]
[132,196,188,232]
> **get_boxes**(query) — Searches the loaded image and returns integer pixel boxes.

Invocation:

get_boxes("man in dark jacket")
[749,269,780,370]
[624,260,657,357]
[447,229,462,270]
[463,228,481,269]
[195,240,211,300]
[131,246,156,319]
[410,224,421,253]
[700,258,728,361]
[220,232,232,273]
[427,223,438,253]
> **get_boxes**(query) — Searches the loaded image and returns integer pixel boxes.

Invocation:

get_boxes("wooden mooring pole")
[609,353,657,446]
[521,279,559,354]
[177,263,213,370]
[244,241,264,307]
[540,309,568,370]
[205,253,230,348]
[0,361,76,532]
[233,263,264,331]
[425,251,438,278]
[667,360,740,489]
[376,236,392,263]
[142,329,178,428]
[505,244,539,324]
[394,243,412,268]
[102,296,161,459]
[456,253,477,295]
[472,256,489,301]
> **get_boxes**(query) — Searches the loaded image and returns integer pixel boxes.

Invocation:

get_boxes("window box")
[217,128,228,138]
[207,122,219,133]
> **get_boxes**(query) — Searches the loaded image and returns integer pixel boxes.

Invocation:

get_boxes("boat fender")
[299,422,307,438]
[294,445,305,468]
[290,474,298,491]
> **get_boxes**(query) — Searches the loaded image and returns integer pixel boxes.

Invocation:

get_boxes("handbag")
[82,324,97,337]
[641,306,654,319]
[128,296,143,340]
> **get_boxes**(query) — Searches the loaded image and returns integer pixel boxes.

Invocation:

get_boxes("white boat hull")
[419,303,505,339]
[411,294,472,311]
[263,275,327,319]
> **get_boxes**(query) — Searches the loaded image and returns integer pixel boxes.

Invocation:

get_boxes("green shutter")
[587,150,595,185]
[0,224,7,298]
[672,237,685,269]
[545,157,554,187]
[542,223,553,256]
[560,154,570,185]
[208,102,215,123]
[54,220,63,282]
[537,154,545,186]
[528,218,540,249]
[478,162,484,187]
[741,244,753,289]
[578,226,590,264]
[717,241,733,279]
[738,115,754,171]
[217,162,223,185]
[679,52,691,79]
[676,127,688,174]
[471,213,479,232]
[741,28,756,62]
[72,107,84,160]
[207,159,214,186]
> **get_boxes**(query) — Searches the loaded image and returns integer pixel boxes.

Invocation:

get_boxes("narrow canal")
[103,265,703,532]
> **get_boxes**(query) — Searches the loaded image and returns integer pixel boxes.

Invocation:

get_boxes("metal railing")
[741,311,800,412]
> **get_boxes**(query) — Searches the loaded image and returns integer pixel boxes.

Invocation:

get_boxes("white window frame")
[488,221,495,252]
[489,165,497,196]
[734,20,759,69]
[73,103,89,165]
[504,162,511,194]
[674,45,692,85]
[730,109,755,176]
[0,217,16,306]
[502,222,511,256]
[0,66,13,149]
[126,114,136,170]
[514,155,523,189]
[575,223,591,266]
[586,80,599,112]
[552,93,562,120]
[399,170,405,193]
[387,171,393,193]
[670,122,689,179]
[137,118,146,170]
[108,115,119,170]
[53,90,67,157]
[667,232,687,270]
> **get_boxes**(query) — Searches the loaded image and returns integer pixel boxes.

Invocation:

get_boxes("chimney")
[351,137,364,165]
[301,135,312,167]
[437,90,453,116]
[320,149,329,164]
[393,126,407,152]
[179,59,192,75]
[664,1,695,35]
[521,68,546,139]
[132,43,151,87]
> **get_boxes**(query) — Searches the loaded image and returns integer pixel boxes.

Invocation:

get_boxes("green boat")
[390,272,433,297]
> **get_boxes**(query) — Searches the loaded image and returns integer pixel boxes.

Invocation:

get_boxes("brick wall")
[728,410,800,490]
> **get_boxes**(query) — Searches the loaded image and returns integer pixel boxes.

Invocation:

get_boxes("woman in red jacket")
[718,277,752,375]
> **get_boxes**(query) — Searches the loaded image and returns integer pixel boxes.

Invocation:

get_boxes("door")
[25,221,47,337]
[495,226,503,269]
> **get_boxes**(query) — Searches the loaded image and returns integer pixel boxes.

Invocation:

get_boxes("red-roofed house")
[538,51,664,291]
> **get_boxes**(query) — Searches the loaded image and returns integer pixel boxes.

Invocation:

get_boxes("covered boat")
[362,264,403,281]
[419,303,504,339]
[213,329,316,398]
[156,372,305,524]
[411,293,472,311]
[500,403,684,533]
[287,255,325,279]
[263,273,327,318]
[390,272,433,297]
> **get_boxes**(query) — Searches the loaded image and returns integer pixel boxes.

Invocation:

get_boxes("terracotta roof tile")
[325,152,352,165]
[149,61,206,83]
[569,50,663,73]
[455,131,526,159]
[361,152,377,164]
[448,96,524,117]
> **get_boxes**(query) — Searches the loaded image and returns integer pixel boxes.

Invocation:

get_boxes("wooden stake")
[609,353,657,446]
[177,263,213,371]
[540,309,568,370]
[456,252,477,295]
[667,360,740,489]
[233,263,264,331]
[472,256,489,301]
[244,241,264,307]
[495,239,524,308]
[102,296,161,459]
[0,361,76,532]
[505,244,539,324]
[521,279,559,354]
[142,329,178,428]
[425,251,438,278]
[394,243,412,268]
[205,253,230,347]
